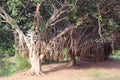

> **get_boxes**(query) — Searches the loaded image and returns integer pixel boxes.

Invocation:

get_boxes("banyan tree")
[0,0,119,76]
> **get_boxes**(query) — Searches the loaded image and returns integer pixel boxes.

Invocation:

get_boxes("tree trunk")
[69,56,76,66]
[14,31,19,57]
[29,54,42,76]
[29,47,45,76]
[69,50,76,66]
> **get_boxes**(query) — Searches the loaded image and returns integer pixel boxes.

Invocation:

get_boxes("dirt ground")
[0,60,120,80]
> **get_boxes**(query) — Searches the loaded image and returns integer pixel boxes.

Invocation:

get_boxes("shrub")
[16,54,31,70]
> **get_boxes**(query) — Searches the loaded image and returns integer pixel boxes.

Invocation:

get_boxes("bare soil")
[0,60,120,80]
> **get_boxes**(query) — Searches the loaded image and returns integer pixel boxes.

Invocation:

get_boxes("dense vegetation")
[0,0,120,76]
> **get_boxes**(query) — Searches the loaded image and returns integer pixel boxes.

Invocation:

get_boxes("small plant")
[0,54,31,77]
[62,48,70,61]
[0,58,17,77]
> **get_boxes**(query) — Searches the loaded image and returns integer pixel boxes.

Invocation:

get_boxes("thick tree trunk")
[29,54,42,76]
[29,48,45,76]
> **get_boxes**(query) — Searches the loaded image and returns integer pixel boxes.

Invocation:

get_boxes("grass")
[105,75,120,80]
[0,54,30,77]
[96,75,120,80]
[88,70,107,77]
[87,70,120,80]
[0,59,17,77]
[15,54,31,70]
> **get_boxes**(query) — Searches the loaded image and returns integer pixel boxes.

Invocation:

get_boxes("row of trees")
[0,0,120,76]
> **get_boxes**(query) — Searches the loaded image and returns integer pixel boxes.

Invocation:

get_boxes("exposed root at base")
[23,70,46,77]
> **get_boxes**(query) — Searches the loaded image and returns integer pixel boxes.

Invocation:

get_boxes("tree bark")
[97,3,104,42]
[29,50,45,76]
[69,50,76,66]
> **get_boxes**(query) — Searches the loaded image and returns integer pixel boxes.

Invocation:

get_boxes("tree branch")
[33,0,45,30]
[0,6,30,49]
[52,25,75,41]
[52,9,68,23]
[97,3,104,42]
[45,1,68,28]
[16,28,30,48]
[0,13,6,20]
[50,17,66,26]
[48,0,57,10]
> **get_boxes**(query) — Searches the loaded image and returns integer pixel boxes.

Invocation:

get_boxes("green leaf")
[108,19,120,29]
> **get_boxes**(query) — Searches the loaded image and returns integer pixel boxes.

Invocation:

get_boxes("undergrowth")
[0,54,30,77]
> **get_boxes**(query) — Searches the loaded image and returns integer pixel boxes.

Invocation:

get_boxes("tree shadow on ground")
[44,59,120,74]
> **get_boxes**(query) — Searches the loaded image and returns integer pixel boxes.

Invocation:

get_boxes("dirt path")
[0,60,120,80]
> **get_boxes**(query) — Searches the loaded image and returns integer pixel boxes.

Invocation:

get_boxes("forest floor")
[0,60,120,80]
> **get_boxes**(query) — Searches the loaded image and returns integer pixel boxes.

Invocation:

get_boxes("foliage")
[0,54,30,77]
[108,19,120,29]
[0,26,14,57]
[0,58,17,77]
[0,0,119,47]
[114,50,120,56]
[16,54,31,70]
[110,50,120,60]
[62,48,69,61]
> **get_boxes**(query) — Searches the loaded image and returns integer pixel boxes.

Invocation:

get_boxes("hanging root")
[79,41,111,61]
